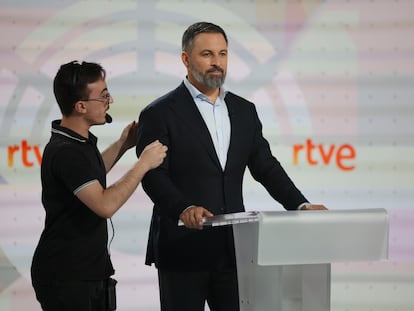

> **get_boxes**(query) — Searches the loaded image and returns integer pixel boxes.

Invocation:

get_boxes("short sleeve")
[52,146,101,194]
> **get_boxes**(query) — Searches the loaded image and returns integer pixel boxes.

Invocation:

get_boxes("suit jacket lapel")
[170,83,222,169]
[224,94,242,173]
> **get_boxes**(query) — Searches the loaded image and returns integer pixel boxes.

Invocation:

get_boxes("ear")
[181,51,190,69]
[73,100,87,114]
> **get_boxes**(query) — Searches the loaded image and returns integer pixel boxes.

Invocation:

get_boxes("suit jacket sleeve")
[136,101,192,219]
[245,100,308,210]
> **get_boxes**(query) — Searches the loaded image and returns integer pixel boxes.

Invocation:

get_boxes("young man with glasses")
[31,60,168,311]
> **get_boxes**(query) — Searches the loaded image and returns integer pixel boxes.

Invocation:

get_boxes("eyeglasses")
[81,93,112,103]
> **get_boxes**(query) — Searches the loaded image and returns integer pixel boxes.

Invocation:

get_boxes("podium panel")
[233,219,330,311]
[256,209,388,265]
[230,209,388,311]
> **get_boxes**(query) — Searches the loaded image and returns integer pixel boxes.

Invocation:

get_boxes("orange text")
[293,138,356,171]
[8,140,42,167]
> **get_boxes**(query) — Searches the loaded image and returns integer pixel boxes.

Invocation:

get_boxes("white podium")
[204,209,389,311]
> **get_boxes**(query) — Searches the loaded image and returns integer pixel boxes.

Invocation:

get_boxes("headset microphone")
[105,113,113,124]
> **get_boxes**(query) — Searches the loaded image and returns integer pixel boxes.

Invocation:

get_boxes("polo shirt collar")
[51,119,97,144]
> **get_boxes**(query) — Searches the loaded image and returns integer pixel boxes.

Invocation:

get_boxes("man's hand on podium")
[300,204,328,211]
[179,205,214,230]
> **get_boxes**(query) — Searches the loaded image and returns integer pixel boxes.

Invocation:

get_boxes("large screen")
[1,1,413,310]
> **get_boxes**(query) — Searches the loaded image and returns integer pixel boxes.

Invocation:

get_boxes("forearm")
[102,160,150,216]
[75,161,147,218]
[101,139,127,172]
[78,140,166,219]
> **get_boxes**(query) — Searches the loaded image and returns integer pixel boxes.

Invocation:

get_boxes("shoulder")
[45,136,90,163]
[225,91,252,104]
[143,83,189,113]
[226,91,255,108]
[225,91,258,115]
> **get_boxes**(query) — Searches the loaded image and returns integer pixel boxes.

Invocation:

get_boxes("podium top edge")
[258,208,388,220]
[177,208,388,227]
[259,208,387,216]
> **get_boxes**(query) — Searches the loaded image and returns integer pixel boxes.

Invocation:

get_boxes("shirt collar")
[51,119,97,145]
[183,77,228,103]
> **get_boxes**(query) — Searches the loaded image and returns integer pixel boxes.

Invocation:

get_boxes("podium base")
[233,222,330,311]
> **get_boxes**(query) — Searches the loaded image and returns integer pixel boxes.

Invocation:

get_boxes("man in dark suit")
[136,21,327,311]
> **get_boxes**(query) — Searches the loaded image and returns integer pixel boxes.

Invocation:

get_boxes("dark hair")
[182,22,228,52]
[53,60,106,116]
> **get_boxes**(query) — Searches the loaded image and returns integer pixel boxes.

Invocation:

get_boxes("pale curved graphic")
[156,1,277,64]
[2,1,414,310]
[16,1,136,64]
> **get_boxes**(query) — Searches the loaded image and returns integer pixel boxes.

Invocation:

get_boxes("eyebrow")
[200,49,228,53]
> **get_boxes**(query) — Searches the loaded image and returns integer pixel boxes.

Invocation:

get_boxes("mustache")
[206,66,224,74]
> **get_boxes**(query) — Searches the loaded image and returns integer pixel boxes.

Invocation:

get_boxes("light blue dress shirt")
[183,78,231,170]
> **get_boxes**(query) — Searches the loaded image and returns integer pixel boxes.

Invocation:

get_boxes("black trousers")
[33,279,113,311]
[158,269,240,311]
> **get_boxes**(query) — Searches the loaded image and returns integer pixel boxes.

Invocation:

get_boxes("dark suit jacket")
[136,82,307,271]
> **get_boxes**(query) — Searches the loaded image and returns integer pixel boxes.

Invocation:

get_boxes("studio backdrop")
[1,1,413,310]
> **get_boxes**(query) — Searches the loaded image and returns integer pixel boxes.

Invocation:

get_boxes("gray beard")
[190,65,226,89]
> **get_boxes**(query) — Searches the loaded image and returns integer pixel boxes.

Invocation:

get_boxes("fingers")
[301,204,328,211]
[179,206,213,230]
[123,121,137,134]
[150,141,168,155]
[155,145,168,165]
[144,140,166,152]
[140,140,168,170]
[147,139,161,147]
[311,204,328,210]
[181,206,203,229]
[120,121,138,149]
[203,209,214,218]
[127,120,137,129]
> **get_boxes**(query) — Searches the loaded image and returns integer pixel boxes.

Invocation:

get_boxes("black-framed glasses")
[81,93,112,103]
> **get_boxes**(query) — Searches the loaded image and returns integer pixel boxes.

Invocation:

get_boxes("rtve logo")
[7,140,42,167]
[6,138,356,171]
[293,138,356,171]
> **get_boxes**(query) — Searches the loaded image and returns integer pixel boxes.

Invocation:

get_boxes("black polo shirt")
[31,120,114,285]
